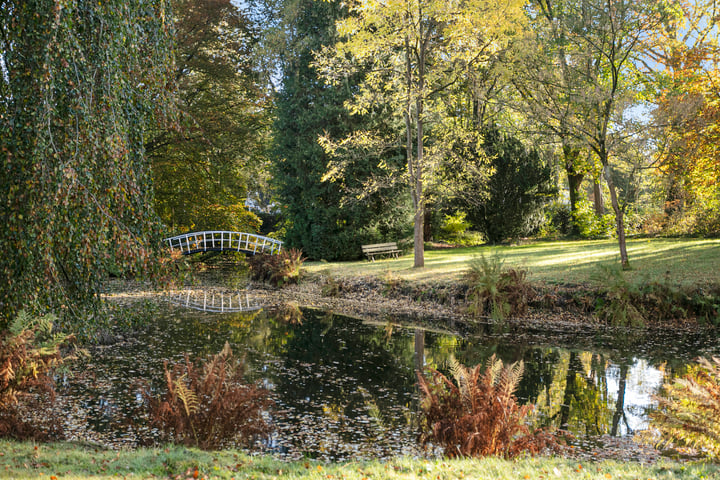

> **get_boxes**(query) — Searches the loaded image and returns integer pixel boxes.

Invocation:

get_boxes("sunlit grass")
[304,238,720,287]
[1,441,718,479]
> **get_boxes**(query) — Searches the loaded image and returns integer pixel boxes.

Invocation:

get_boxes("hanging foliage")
[0,0,177,330]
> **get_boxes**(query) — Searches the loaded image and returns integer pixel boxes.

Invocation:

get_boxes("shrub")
[572,199,615,239]
[650,356,720,459]
[0,312,76,440]
[436,212,483,246]
[464,255,533,320]
[417,356,555,458]
[145,342,273,450]
[592,264,645,327]
[539,201,573,237]
[247,248,304,287]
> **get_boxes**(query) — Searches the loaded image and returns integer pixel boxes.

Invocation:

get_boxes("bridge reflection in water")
[165,288,262,313]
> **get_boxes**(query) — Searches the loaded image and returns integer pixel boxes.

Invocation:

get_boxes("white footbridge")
[164,231,283,256]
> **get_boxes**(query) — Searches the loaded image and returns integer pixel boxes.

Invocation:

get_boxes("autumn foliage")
[650,356,720,459]
[417,356,556,458]
[145,342,273,450]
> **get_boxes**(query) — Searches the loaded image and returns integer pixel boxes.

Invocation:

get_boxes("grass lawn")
[303,238,720,287]
[1,441,718,480]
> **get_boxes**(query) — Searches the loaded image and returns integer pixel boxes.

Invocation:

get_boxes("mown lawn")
[1,441,718,480]
[303,238,720,287]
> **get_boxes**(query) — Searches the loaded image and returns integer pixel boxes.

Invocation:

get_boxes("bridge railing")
[164,231,283,255]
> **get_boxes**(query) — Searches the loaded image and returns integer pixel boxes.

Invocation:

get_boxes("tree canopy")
[0,0,175,329]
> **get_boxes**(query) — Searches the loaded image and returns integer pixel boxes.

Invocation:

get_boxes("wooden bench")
[362,242,402,261]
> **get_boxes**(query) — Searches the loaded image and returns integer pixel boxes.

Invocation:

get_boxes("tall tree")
[645,0,720,232]
[315,0,526,267]
[512,0,593,220]
[519,0,665,268]
[149,0,269,234]
[272,0,409,261]
[0,0,175,329]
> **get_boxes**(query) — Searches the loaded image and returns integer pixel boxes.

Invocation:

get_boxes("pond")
[58,290,720,461]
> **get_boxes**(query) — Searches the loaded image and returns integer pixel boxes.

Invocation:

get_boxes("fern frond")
[175,374,199,418]
[418,356,556,458]
[449,356,472,409]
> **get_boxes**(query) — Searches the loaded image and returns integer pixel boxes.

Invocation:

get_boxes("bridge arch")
[164,231,283,256]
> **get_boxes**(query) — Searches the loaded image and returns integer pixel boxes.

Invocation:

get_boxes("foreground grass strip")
[304,238,720,287]
[1,441,719,479]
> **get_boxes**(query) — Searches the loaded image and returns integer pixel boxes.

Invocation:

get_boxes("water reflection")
[59,306,720,460]
[165,288,262,312]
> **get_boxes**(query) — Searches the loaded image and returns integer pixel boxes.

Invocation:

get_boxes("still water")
[59,293,720,460]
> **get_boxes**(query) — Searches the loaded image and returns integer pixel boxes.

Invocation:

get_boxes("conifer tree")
[272,0,409,261]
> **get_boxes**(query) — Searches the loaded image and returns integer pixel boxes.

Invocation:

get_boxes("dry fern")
[0,312,77,441]
[418,355,555,458]
[145,342,273,449]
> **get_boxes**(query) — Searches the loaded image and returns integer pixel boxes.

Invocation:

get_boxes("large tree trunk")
[412,19,426,269]
[603,164,629,269]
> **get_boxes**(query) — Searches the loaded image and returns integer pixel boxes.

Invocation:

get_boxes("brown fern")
[145,342,273,449]
[417,355,556,458]
[0,312,76,441]
[248,249,305,287]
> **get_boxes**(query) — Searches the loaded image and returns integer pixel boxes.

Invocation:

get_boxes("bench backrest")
[362,242,399,253]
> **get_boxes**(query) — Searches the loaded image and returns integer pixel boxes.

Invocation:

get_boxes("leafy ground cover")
[1,441,718,479]
[304,238,720,287]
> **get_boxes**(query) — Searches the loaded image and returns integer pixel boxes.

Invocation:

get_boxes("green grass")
[1,441,718,479]
[304,238,720,287]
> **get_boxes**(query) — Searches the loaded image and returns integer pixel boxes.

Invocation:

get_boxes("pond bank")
[248,274,716,334]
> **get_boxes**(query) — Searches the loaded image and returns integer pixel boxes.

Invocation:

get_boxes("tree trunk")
[413,16,426,269]
[563,144,584,215]
[603,165,629,269]
[423,203,432,241]
[568,173,584,212]
[593,180,605,215]
[413,119,425,267]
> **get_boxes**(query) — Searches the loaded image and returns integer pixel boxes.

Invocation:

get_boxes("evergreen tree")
[444,125,556,244]
[272,0,409,261]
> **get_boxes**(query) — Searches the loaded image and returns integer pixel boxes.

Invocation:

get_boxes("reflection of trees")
[611,363,630,436]
[265,310,421,459]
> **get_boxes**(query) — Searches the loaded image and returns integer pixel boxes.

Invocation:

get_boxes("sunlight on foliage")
[464,254,533,320]
[649,356,720,459]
